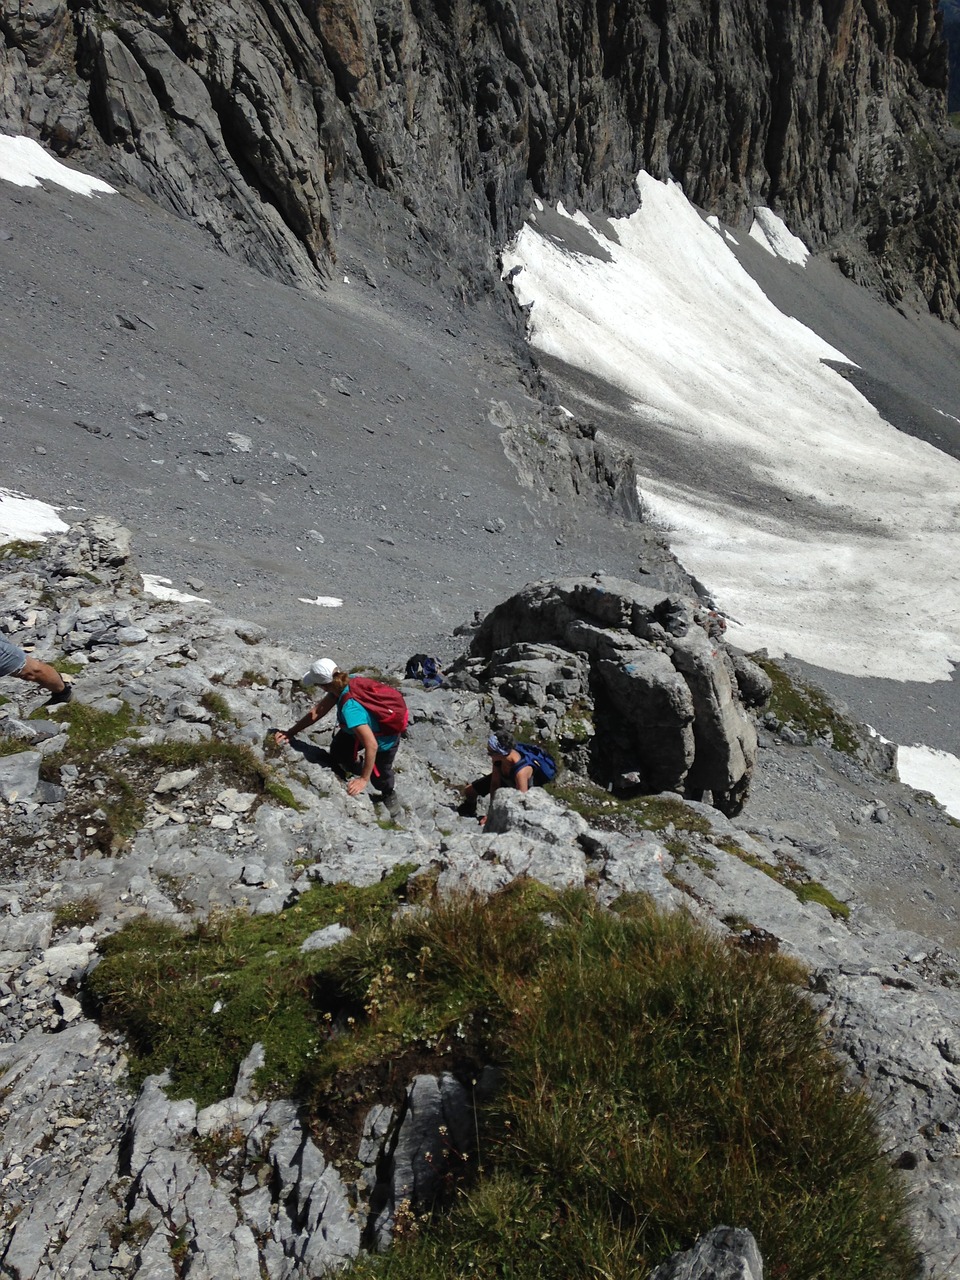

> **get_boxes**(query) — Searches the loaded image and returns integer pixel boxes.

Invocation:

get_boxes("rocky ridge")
[1,0,959,322]
[2,522,960,1277]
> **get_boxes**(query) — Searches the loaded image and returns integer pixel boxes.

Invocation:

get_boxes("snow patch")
[748,207,810,265]
[897,745,960,821]
[0,135,115,196]
[141,575,210,604]
[0,489,69,541]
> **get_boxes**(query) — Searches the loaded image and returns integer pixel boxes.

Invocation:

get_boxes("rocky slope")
[3,521,960,1277]
[2,0,959,322]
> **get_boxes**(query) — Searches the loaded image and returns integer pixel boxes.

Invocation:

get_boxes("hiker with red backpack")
[274,658,407,818]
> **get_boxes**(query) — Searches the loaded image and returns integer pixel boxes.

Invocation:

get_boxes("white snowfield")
[748,207,810,265]
[0,489,68,541]
[141,575,210,604]
[503,172,960,687]
[897,746,960,820]
[0,134,115,195]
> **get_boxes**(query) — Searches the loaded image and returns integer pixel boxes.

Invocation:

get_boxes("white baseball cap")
[301,657,338,688]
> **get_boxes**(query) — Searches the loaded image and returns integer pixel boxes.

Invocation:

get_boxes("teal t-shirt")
[337,694,399,751]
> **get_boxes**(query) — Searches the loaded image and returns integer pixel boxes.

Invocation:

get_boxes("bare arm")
[274,691,336,744]
[514,765,534,793]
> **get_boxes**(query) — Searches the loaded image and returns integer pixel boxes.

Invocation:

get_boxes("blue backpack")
[405,653,444,688]
[514,742,558,783]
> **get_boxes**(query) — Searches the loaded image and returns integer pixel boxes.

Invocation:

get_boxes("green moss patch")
[133,740,304,811]
[752,657,859,755]
[86,866,417,1105]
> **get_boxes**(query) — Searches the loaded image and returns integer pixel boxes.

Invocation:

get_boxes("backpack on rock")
[405,653,444,688]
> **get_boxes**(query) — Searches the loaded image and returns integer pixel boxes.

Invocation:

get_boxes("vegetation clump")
[345,893,914,1280]
[87,881,915,1279]
[48,700,137,762]
[52,896,102,931]
[132,739,303,810]
[87,867,417,1104]
[549,777,711,838]
[752,656,859,755]
[0,539,43,560]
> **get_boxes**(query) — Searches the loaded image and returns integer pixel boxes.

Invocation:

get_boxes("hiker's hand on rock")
[274,729,292,745]
[347,777,368,797]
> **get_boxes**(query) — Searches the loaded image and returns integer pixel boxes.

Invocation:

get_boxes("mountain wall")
[942,0,960,111]
[2,0,959,320]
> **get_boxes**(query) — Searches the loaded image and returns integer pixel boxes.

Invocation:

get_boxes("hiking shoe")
[382,791,403,819]
[46,681,73,706]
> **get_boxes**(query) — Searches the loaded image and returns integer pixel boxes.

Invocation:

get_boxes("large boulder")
[468,576,763,815]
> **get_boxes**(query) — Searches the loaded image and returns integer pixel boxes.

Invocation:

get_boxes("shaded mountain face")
[1,0,959,322]
[943,0,960,110]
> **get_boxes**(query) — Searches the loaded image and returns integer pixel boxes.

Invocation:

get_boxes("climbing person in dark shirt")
[459,730,555,818]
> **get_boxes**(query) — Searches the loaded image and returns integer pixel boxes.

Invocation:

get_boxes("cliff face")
[2,0,958,320]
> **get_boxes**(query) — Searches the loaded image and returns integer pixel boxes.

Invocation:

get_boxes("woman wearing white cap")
[274,658,402,816]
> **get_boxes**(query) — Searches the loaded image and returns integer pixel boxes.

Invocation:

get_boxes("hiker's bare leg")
[18,655,66,694]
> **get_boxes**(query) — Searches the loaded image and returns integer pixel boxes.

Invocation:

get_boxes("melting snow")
[748,207,810,265]
[897,745,960,820]
[0,134,115,196]
[141,575,211,604]
[0,489,68,541]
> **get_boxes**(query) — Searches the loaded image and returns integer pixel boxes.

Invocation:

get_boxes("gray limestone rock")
[648,1226,763,1280]
[0,911,53,952]
[371,1073,474,1247]
[301,923,353,952]
[0,749,42,802]
[470,577,758,813]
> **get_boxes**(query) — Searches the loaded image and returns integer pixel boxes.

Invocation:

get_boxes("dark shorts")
[0,636,26,678]
[330,728,398,796]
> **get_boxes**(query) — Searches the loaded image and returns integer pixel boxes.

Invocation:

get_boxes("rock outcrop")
[3,525,960,1276]
[1,0,958,320]
[464,575,760,814]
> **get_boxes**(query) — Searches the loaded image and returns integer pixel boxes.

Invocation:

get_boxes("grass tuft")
[86,867,417,1105]
[343,894,915,1280]
[52,896,102,931]
[133,740,304,810]
[199,690,235,724]
[88,881,915,1280]
[752,656,859,755]
[50,700,136,760]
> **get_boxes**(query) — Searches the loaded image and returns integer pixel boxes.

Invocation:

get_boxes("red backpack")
[344,677,410,734]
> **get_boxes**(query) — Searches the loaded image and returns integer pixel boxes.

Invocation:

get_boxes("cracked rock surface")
[2,523,960,1276]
